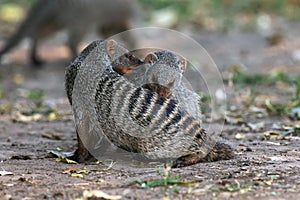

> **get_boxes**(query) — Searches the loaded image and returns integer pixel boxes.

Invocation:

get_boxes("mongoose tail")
[173,141,234,167]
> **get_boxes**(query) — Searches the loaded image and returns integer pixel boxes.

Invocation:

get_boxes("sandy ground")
[0,22,300,199]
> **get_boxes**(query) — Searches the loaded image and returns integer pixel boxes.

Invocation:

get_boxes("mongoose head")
[107,40,142,75]
[143,50,187,92]
[145,51,187,73]
[142,75,175,98]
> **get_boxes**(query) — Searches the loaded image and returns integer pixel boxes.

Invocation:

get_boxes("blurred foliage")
[0,0,37,6]
[0,0,36,22]
[138,0,300,30]
[138,0,198,20]
[138,0,300,19]
[0,0,299,30]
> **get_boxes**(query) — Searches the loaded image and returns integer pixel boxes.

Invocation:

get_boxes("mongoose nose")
[137,59,143,65]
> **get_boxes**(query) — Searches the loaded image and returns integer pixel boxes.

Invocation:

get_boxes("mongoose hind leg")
[69,131,96,163]
[30,38,45,66]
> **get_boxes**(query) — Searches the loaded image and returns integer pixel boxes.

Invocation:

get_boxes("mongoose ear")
[152,75,158,83]
[167,79,175,89]
[106,39,119,59]
[144,53,157,64]
[180,58,187,72]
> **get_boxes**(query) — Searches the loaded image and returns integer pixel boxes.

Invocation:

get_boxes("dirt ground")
[0,23,300,199]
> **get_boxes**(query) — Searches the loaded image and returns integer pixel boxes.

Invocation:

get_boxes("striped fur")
[66,40,234,167]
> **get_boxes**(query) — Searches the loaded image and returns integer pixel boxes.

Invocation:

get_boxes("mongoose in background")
[123,50,202,120]
[65,39,234,167]
[0,0,141,65]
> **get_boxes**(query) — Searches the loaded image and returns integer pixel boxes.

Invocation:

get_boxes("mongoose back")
[66,40,234,167]
[0,0,141,65]
[123,50,202,119]
[65,39,142,162]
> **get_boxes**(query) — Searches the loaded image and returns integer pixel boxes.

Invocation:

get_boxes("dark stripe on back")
[134,92,155,126]
[163,109,184,130]
[181,116,195,131]
[128,87,142,115]
[165,100,177,118]
[148,95,166,119]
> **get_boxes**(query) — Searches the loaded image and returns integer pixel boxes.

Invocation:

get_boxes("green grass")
[27,89,46,101]
[133,166,197,195]
[231,71,299,87]
[230,71,300,116]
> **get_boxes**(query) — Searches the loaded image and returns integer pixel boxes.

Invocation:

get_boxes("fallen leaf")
[12,112,42,123]
[264,179,273,185]
[47,150,77,164]
[71,173,83,178]
[48,112,58,121]
[47,150,74,158]
[63,167,78,174]
[56,157,77,164]
[83,190,122,200]
[264,131,283,140]
[78,167,90,175]
[265,141,281,146]
[235,133,246,140]
[0,170,13,176]
[42,133,62,140]
[225,116,245,125]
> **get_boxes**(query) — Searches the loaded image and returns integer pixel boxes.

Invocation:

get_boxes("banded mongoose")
[122,50,202,120]
[65,39,234,167]
[0,0,140,65]
[65,39,142,162]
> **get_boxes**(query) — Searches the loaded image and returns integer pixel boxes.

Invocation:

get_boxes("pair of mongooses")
[0,0,140,65]
[65,40,234,167]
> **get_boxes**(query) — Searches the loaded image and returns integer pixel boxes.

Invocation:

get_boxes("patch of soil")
[0,26,300,199]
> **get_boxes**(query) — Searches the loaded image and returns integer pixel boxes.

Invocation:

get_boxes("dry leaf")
[12,112,42,123]
[235,133,246,140]
[63,167,78,174]
[0,170,13,176]
[71,173,83,178]
[83,190,122,200]
[56,157,77,164]
[48,112,58,121]
[225,116,245,125]
[42,133,62,140]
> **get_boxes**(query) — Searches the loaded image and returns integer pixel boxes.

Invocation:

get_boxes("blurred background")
[0,0,299,71]
[0,0,299,117]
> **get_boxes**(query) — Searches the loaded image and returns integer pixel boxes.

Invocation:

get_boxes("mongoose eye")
[195,134,202,139]
[126,53,134,61]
